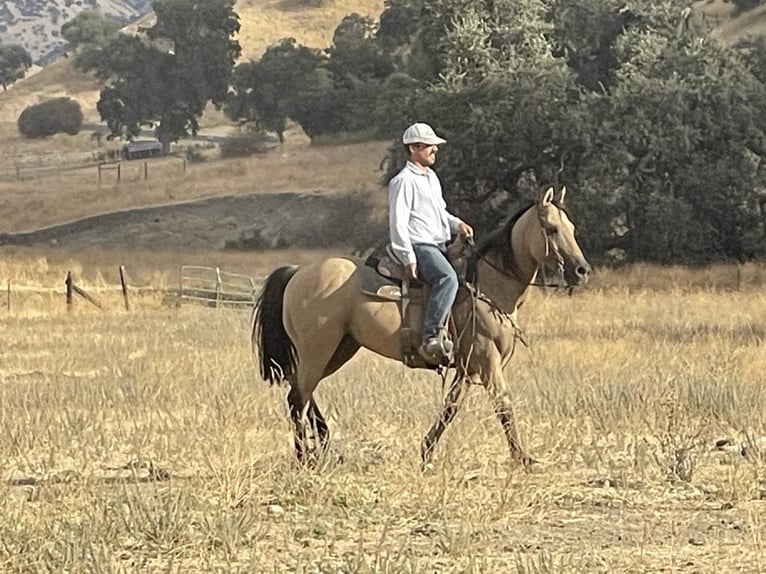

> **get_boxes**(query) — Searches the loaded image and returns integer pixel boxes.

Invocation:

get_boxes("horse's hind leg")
[286,331,350,465]
[307,399,329,448]
[421,372,467,467]
[287,389,329,463]
[287,386,312,463]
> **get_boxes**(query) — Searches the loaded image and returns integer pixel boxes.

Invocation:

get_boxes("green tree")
[548,0,646,93]
[0,44,33,91]
[373,0,766,262]
[85,0,241,151]
[61,10,121,52]
[581,31,766,262]
[382,0,580,227]
[227,16,395,142]
[327,14,393,82]
[226,38,327,142]
[324,14,394,134]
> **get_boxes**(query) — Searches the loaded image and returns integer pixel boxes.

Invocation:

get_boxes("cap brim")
[404,136,447,145]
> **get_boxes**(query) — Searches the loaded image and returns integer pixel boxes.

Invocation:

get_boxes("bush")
[17,97,84,138]
[732,0,766,14]
[218,136,278,158]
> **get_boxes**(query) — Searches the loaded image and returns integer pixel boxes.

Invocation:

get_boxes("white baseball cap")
[401,122,447,145]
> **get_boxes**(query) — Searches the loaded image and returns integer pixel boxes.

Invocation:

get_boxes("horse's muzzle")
[565,259,592,287]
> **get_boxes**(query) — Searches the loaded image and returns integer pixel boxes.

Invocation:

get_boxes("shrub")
[17,97,84,138]
[218,136,277,158]
[731,0,766,14]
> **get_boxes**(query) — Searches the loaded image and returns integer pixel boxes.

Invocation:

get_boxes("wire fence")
[1,266,262,313]
[0,156,187,183]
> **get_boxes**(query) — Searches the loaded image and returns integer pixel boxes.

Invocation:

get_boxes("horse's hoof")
[421,462,436,474]
[521,457,543,473]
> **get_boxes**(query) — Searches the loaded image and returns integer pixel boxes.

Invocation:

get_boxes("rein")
[467,206,568,290]
[478,253,564,289]
[444,200,572,379]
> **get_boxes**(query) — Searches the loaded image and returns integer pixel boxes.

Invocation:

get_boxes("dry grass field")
[1,255,765,573]
[0,2,765,571]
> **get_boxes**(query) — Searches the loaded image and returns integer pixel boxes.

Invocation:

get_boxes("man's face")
[409,143,438,167]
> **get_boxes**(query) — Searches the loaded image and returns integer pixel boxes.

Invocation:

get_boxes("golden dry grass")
[0,3,764,568]
[0,124,388,235]
[235,0,384,59]
[1,258,765,573]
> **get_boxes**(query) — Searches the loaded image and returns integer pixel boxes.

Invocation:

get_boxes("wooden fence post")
[66,271,73,311]
[65,272,103,311]
[736,263,742,291]
[72,282,103,310]
[6,279,10,312]
[215,267,222,308]
[144,161,148,180]
[119,265,130,311]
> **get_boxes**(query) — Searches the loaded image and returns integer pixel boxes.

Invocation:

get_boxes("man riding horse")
[388,122,474,365]
[253,121,592,467]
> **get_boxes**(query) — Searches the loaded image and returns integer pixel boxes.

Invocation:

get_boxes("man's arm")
[388,179,417,266]
[446,213,474,238]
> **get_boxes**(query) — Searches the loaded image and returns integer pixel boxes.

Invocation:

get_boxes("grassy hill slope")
[713,4,766,44]
[0,0,383,123]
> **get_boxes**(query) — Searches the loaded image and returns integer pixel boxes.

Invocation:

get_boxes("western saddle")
[360,235,474,369]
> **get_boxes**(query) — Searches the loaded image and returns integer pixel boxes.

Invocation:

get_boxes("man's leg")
[413,244,458,355]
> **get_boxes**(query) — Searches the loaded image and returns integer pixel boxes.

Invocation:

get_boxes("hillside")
[0,0,384,123]
[712,4,766,44]
[0,134,390,255]
[0,0,153,64]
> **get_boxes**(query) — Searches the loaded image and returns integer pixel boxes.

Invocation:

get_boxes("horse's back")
[282,257,361,327]
[288,256,360,295]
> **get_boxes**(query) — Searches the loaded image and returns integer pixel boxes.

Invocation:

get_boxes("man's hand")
[404,262,418,280]
[458,222,474,238]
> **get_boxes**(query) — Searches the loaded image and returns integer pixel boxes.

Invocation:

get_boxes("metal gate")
[179,265,260,309]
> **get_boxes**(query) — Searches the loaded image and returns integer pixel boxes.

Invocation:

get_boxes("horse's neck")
[475,212,539,314]
[476,253,536,314]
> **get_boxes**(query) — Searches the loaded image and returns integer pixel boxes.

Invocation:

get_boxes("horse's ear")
[557,186,567,205]
[540,186,555,207]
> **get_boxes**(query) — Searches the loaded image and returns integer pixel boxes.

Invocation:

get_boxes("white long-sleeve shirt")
[388,161,463,265]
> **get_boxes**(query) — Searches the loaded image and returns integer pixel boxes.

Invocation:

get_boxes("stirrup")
[418,333,453,366]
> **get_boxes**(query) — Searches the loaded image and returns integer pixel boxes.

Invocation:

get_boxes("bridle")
[468,205,569,290]
[448,202,572,379]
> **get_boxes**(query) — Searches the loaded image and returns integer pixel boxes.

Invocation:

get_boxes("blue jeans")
[412,244,458,343]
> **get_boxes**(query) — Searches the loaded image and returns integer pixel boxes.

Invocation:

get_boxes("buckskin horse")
[252,186,591,467]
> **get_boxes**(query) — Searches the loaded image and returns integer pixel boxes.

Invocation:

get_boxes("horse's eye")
[547,227,559,236]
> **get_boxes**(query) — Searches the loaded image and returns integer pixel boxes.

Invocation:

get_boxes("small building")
[122,139,164,160]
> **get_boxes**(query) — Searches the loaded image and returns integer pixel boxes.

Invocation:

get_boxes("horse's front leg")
[421,371,467,468]
[486,369,537,468]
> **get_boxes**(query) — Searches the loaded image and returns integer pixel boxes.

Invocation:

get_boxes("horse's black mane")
[475,201,535,263]
[472,199,567,274]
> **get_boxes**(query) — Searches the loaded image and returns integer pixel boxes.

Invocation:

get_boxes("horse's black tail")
[252,265,299,385]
